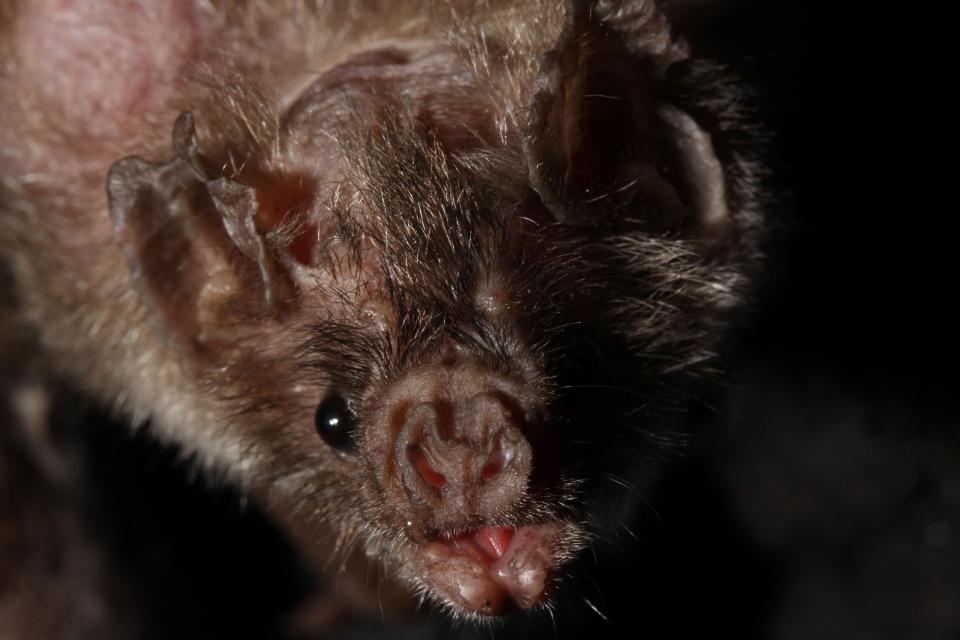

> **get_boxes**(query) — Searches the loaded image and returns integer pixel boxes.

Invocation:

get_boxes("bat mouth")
[411,522,564,616]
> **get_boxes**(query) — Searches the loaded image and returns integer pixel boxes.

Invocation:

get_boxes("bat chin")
[411,522,568,617]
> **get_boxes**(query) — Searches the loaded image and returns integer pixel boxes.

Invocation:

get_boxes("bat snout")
[395,391,533,524]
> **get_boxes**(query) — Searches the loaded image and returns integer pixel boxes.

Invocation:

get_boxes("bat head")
[106,0,763,618]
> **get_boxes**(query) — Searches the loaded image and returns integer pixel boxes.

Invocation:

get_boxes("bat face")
[0,0,765,620]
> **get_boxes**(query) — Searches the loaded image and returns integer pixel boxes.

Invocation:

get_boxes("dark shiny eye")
[315,392,357,452]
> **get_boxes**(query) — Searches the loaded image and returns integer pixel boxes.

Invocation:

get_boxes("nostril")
[480,433,511,482]
[408,444,448,489]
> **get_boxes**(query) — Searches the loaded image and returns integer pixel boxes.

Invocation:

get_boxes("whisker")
[582,596,610,624]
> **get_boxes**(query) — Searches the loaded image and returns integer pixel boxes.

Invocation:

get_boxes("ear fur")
[524,0,731,241]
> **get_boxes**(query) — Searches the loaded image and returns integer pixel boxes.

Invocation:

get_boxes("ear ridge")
[208,178,282,309]
[657,105,729,236]
[107,112,291,359]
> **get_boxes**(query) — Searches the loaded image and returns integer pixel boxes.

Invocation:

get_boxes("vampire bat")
[0,0,765,621]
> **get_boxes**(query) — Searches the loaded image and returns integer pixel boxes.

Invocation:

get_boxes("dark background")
[3,1,957,638]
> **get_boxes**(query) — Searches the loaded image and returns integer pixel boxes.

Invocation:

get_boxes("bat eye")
[315,392,357,452]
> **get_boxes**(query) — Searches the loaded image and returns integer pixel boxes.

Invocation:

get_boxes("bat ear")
[524,0,730,241]
[107,113,293,358]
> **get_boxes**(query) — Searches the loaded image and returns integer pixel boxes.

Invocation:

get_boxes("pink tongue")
[448,526,515,564]
[417,523,559,615]
[475,525,514,559]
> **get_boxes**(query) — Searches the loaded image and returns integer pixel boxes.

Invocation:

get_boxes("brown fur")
[0,0,766,622]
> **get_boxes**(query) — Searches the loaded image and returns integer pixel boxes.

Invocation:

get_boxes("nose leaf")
[395,391,532,524]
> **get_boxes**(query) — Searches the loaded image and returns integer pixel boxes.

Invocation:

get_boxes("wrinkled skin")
[0,0,764,620]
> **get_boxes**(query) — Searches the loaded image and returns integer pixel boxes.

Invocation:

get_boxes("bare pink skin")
[415,524,561,615]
